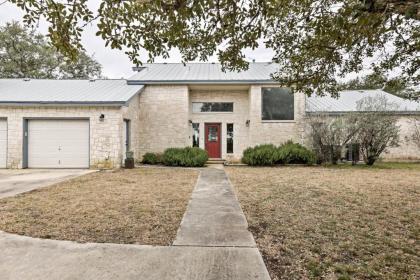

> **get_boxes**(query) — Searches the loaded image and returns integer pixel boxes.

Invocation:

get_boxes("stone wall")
[189,89,250,160]
[248,85,306,147]
[383,116,420,160]
[0,106,124,169]
[137,85,190,158]
[122,94,141,161]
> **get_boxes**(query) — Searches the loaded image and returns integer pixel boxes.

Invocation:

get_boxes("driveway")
[0,169,94,199]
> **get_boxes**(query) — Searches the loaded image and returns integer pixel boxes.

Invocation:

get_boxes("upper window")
[261,88,294,120]
[192,102,233,113]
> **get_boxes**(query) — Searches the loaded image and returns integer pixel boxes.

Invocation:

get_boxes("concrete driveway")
[0,169,95,199]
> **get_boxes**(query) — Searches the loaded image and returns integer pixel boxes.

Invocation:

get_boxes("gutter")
[127,79,279,85]
[0,101,127,107]
[305,111,420,116]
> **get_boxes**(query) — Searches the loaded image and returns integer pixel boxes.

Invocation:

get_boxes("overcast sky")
[0,1,275,79]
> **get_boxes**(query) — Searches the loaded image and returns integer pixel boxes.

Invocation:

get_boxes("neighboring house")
[0,63,419,169]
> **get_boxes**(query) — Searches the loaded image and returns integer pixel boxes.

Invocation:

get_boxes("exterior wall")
[121,94,141,161]
[382,116,420,161]
[303,114,420,162]
[0,105,124,169]
[248,85,306,147]
[137,85,189,158]
[189,89,249,160]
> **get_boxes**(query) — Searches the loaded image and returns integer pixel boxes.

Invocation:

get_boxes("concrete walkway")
[0,166,270,280]
[174,167,256,247]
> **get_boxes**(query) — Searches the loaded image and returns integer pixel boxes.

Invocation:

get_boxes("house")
[0,63,419,169]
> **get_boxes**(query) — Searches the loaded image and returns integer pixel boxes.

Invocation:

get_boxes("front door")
[205,123,221,158]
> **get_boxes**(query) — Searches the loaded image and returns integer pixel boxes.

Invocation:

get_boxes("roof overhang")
[0,101,128,107]
[305,111,420,116]
[127,80,279,85]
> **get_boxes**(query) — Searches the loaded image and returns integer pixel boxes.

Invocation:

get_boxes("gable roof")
[306,89,420,114]
[0,79,144,105]
[128,62,279,84]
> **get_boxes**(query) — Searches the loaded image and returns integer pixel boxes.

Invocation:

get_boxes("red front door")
[205,123,221,159]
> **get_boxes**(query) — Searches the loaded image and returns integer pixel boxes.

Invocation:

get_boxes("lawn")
[226,165,420,280]
[0,167,198,245]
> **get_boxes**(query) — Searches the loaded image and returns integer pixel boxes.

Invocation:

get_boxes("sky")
[0,1,275,79]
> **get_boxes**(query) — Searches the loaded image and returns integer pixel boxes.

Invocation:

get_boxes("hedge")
[163,147,208,167]
[242,141,316,166]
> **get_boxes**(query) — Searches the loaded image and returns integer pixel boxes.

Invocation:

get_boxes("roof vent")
[211,62,215,64]
[89,79,96,82]
[23,78,30,82]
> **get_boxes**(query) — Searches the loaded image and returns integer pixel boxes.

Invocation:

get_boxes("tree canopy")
[0,21,102,79]
[5,0,420,97]
[339,72,417,99]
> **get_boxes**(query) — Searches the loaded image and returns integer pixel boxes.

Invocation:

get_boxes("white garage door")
[28,119,89,168]
[0,119,6,168]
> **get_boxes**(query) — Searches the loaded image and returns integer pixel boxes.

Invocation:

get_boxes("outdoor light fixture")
[188,120,193,124]
[99,114,105,122]
[246,120,250,127]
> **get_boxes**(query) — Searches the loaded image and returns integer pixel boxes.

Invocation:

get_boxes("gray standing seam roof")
[128,63,279,84]
[306,89,420,113]
[0,79,144,105]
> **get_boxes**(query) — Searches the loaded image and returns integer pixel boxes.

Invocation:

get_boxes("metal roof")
[0,79,144,105]
[128,63,279,84]
[306,89,420,114]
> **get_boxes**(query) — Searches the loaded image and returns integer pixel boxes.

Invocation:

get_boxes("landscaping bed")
[0,167,198,245]
[226,165,420,280]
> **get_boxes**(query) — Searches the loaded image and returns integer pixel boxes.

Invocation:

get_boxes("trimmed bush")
[242,144,279,166]
[242,141,316,166]
[163,147,208,167]
[141,152,163,165]
[277,141,316,164]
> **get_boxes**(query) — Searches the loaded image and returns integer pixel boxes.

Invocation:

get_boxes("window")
[192,102,233,113]
[261,88,294,120]
[192,123,199,147]
[227,123,233,153]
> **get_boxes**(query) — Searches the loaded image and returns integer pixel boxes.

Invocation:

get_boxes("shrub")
[163,147,208,167]
[242,142,316,166]
[242,144,279,166]
[141,152,163,165]
[355,95,400,166]
[277,141,316,164]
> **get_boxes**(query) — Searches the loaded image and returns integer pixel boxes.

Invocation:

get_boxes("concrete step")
[207,159,225,164]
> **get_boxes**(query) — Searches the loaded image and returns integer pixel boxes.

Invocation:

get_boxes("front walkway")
[0,166,270,280]
[174,167,256,247]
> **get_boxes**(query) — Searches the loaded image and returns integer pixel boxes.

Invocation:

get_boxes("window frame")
[192,102,234,113]
[261,87,295,122]
[226,123,234,154]
[192,123,200,148]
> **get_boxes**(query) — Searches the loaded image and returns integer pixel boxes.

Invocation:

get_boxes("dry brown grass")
[226,166,420,280]
[0,167,198,245]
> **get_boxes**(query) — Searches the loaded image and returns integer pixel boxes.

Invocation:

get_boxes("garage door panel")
[28,120,89,168]
[0,120,6,168]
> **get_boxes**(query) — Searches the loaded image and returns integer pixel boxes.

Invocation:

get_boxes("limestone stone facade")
[137,85,306,161]
[0,97,140,169]
[1,84,418,169]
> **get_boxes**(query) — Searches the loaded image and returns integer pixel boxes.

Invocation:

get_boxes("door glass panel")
[208,126,218,142]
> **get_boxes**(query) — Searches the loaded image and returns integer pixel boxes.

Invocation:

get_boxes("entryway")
[205,123,221,159]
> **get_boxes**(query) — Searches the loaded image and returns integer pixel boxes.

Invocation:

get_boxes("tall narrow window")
[192,123,200,147]
[227,123,233,153]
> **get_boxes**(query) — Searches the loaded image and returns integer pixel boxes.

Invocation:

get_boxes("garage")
[0,119,6,168]
[27,119,90,168]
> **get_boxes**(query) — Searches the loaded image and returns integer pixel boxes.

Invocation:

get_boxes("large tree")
[0,21,102,79]
[6,0,419,97]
